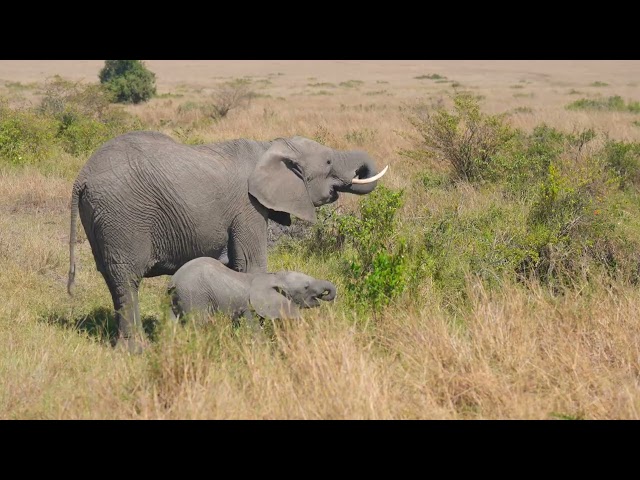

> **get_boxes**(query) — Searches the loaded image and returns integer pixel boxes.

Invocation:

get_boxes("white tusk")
[351,165,389,184]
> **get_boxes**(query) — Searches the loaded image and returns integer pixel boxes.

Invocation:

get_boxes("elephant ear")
[249,274,301,320]
[248,139,317,224]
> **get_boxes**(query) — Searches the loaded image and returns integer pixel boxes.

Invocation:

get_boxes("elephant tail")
[67,180,84,296]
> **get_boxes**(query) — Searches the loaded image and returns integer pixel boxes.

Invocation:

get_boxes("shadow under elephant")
[42,306,161,347]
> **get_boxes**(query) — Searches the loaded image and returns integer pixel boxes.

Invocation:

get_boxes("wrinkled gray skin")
[168,257,337,327]
[67,131,381,353]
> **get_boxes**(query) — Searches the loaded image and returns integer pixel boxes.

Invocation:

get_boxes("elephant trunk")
[335,152,388,195]
[318,281,337,302]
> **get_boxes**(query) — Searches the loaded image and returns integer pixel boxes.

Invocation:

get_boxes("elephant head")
[248,137,388,225]
[249,271,337,319]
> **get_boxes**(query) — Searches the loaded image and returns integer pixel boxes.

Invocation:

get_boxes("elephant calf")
[168,257,337,326]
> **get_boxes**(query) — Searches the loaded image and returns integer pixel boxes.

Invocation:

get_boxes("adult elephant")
[66,131,387,353]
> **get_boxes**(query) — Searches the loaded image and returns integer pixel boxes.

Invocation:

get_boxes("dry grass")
[1,61,640,419]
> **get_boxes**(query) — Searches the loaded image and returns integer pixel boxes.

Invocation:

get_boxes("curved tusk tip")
[352,165,389,184]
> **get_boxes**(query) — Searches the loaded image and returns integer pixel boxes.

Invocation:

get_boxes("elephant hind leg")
[101,264,146,354]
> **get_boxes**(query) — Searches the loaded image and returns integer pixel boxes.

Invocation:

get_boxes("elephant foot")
[115,336,148,355]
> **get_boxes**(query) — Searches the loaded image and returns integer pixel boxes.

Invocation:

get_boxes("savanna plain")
[2,60,640,419]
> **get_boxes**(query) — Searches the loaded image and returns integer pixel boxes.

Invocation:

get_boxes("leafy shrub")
[507,125,562,183]
[99,60,157,104]
[40,75,113,119]
[39,76,141,155]
[406,92,517,182]
[305,205,345,255]
[491,125,598,198]
[521,159,620,285]
[418,204,524,305]
[601,139,640,189]
[0,99,57,166]
[334,186,408,309]
[0,75,142,169]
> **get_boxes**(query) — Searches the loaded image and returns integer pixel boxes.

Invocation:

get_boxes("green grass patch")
[415,74,446,80]
[566,95,640,113]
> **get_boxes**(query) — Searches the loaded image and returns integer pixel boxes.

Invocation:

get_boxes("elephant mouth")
[302,293,333,308]
[313,187,339,207]
[304,298,321,308]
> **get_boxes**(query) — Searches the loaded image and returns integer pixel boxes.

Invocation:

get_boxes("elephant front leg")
[227,205,268,274]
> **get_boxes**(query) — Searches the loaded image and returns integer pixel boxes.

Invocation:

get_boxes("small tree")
[204,79,254,119]
[99,60,157,104]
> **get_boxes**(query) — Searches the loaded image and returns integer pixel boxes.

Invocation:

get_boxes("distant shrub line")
[566,95,640,113]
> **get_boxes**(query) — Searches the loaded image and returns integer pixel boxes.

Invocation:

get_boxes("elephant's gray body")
[76,133,268,277]
[168,257,336,323]
[67,131,383,352]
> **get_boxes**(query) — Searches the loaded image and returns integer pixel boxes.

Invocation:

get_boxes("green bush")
[304,205,345,255]
[326,186,408,310]
[0,75,142,170]
[521,159,620,285]
[407,92,517,182]
[99,60,157,104]
[601,139,640,189]
[40,75,113,119]
[492,125,599,199]
[39,76,141,155]
[0,100,57,166]
[304,185,408,309]
[418,203,531,307]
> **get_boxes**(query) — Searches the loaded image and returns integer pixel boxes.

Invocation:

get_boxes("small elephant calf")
[168,257,337,326]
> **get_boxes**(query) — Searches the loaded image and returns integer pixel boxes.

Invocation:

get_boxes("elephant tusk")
[352,165,389,184]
